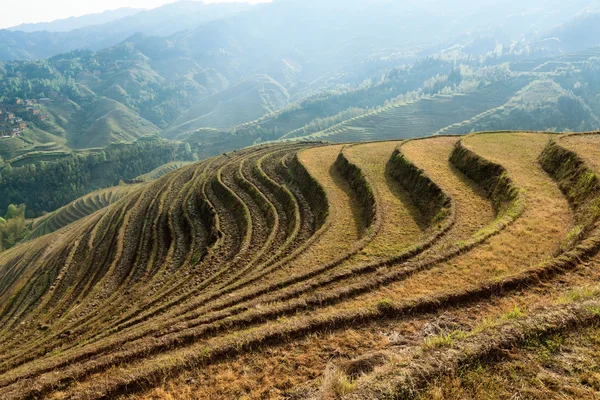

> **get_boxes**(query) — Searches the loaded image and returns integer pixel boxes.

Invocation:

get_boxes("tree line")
[0,140,195,218]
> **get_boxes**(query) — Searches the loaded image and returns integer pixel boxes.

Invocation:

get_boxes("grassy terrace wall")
[450,139,523,222]
[333,150,377,232]
[287,153,329,230]
[193,192,220,263]
[540,139,600,234]
[347,298,600,400]
[387,146,451,225]
[210,170,251,249]
[253,156,296,236]
[343,135,600,399]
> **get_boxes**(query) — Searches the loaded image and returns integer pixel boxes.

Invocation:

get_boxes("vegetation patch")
[387,144,452,226]
[333,150,377,233]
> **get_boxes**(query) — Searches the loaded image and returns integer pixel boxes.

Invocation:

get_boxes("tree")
[0,204,27,252]
[5,204,24,220]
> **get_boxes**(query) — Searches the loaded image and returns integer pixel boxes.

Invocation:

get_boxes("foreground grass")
[344,141,425,260]
[0,133,594,400]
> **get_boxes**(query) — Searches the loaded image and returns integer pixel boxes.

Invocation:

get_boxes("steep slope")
[164,75,290,136]
[439,80,600,134]
[290,77,531,142]
[69,97,160,148]
[28,184,142,239]
[0,132,598,399]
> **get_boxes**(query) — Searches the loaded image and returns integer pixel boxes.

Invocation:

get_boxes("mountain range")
[2,0,600,168]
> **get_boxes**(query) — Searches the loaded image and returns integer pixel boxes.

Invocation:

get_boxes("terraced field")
[288,76,532,143]
[136,161,193,182]
[28,184,142,239]
[1,132,600,399]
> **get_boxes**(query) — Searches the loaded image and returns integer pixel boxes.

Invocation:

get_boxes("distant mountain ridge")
[0,1,252,61]
[1,0,600,167]
[7,8,142,33]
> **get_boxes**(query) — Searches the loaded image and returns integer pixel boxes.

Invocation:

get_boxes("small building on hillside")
[18,122,27,130]
[31,109,40,116]
[15,98,23,105]
[39,98,52,104]
[5,112,14,121]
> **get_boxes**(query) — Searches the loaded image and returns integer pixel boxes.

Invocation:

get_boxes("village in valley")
[0,98,49,139]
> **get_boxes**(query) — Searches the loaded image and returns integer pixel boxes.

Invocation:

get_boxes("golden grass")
[0,134,593,400]
[418,312,600,399]
[344,141,424,260]
[268,145,362,275]
[88,135,525,398]
[401,137,494,243]
[339,133,571,306]
[561,133,600,173]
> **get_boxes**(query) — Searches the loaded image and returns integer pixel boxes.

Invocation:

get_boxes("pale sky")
[0,0,270,29]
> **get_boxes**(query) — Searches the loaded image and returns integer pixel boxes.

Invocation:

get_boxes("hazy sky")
[0,0,270,29]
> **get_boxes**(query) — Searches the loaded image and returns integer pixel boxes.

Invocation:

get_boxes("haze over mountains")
[7,8,143,33]
[0,1,251,60]
[2,0,600,215]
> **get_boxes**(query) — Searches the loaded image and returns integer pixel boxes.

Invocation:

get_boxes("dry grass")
[561,133,600,172]
[268,145,362,275]
[401,136,494,241]
[344,141,424,260]
[0,133,597,400]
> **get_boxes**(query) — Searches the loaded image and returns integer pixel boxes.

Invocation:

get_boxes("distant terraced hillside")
[1,132,600,399]
[135,161,193,182]
[28,184,142,239]
[286,77,532,143]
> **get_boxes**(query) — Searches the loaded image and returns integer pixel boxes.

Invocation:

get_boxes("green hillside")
[0,139,194,217]
[28,183,141,239]
[285,76,532,142]
[70,97,161,148]
[164,75,290,137]
[439,80,600,134]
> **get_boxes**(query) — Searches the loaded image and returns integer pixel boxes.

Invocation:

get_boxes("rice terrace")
[0,129,598,399]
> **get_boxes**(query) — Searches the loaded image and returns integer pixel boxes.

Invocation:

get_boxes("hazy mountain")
[0,1,252,61]
[2,0,600,161]
[7,8,141,33]
[538,11,600,53]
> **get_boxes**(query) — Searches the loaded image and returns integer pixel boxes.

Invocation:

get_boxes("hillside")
[7,8,141,33]
[27,183,141,239]
[0,132,599,398]
[286,76,532,142]
[0,138,195,217]
[164,75,290,136]
[0,2,250,60]
[3,2,600,168]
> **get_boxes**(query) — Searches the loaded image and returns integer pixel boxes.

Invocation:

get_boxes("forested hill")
[0,139,195,217]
